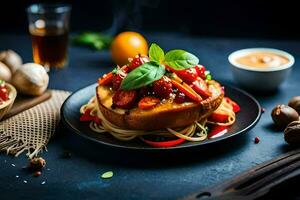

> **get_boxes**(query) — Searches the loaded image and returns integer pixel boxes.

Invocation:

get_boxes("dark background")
[1,0,299,38]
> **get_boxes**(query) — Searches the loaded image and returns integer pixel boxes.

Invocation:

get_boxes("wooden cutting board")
[2,90,52,120]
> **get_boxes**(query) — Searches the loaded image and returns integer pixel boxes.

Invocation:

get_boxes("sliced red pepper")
[80,109,101,124]
[224,97,240,113]
[195,65,206,79]
[208,112,229,123]
[98,72,113,86]
[191,78,211,99]
[171,79,202,103]
[174,67,198,84]
[93,116,102,125]
[80,109,94,121]
[141,137,185,148]
[208,125,229,139]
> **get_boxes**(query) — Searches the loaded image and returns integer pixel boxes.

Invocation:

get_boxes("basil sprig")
[149,43,199,70]
[121,61,165,90]
[120,43,199,90]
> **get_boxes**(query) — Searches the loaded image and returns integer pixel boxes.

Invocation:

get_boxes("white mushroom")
[0,50,23,73]
[12,63,49,96]
[0,62,12,82]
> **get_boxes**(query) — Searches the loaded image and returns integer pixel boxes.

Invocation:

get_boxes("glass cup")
[27,4,71,70]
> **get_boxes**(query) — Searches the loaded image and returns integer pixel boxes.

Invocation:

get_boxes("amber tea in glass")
[27,4,71,69]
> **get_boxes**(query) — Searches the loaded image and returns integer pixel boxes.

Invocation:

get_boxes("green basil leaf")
[121,61,165,90]
[149,43,165,63]
[165,50,199,70]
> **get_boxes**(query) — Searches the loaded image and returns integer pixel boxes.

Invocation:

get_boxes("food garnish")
[101,171,114,179]
[0,80,9,103]
[254,137,260,144]
[72,32,112,50]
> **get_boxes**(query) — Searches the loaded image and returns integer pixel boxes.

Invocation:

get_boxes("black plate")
[61,83,261,151]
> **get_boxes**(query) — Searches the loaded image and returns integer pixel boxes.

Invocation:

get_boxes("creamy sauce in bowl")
[236,52,289,68]
[229,48,295,72]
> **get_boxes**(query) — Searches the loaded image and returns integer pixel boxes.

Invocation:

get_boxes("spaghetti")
[80,96,236,142]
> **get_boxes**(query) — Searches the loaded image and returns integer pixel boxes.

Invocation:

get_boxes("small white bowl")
[0,83,17,121]
[228,48,295,91]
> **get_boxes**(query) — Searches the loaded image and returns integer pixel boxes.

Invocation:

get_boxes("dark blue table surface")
[1,33,299,200]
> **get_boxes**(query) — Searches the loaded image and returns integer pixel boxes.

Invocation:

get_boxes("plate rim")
[61,83,262,151]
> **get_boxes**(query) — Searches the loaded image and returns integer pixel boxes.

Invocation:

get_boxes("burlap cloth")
[0,90,70,158]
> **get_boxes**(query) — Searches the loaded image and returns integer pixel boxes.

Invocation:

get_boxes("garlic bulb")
[0,62,12,81]
[0,50,23,73]
[12,63,49,96]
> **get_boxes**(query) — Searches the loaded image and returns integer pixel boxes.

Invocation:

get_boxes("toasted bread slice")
[96,80,224,130]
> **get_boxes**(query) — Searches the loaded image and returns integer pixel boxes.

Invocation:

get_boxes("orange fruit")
[111,32,148,66]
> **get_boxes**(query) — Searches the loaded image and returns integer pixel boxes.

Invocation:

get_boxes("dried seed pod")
[12,63,49,96]
[284,121,300,145]
[29,157,46,170]
[0,50,22,73]
[0,62,12,81]
[271,104,299,129]
[288,96,300,114]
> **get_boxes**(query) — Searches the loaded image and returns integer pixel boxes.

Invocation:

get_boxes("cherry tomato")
[195,65,206,79]
[174,92,190,104]
[152,76,173,99]
[175,67,198,84]
[129,56,148,70]
[0,87,9,101]
[112,90,138,109]
[98,65,129,87]
[112,68,127,90]
[138,96,160,110]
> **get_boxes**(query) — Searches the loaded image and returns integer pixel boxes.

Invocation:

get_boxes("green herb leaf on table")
[149,43,165,63]
[72,32,112,50]
[121,61,166,90]
[101,171,114,179]
[164,50,199,70]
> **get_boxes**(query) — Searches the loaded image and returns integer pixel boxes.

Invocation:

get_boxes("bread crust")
[96,80,224,130]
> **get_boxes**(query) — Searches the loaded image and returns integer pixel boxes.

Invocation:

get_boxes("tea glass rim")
[27,3,71,15]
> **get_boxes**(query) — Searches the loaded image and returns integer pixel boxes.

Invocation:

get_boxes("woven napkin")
[0,90,70,158]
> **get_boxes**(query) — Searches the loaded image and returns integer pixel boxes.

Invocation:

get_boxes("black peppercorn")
[271,104,299,129]
[284,121,300,145]
[288,96,300,114]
